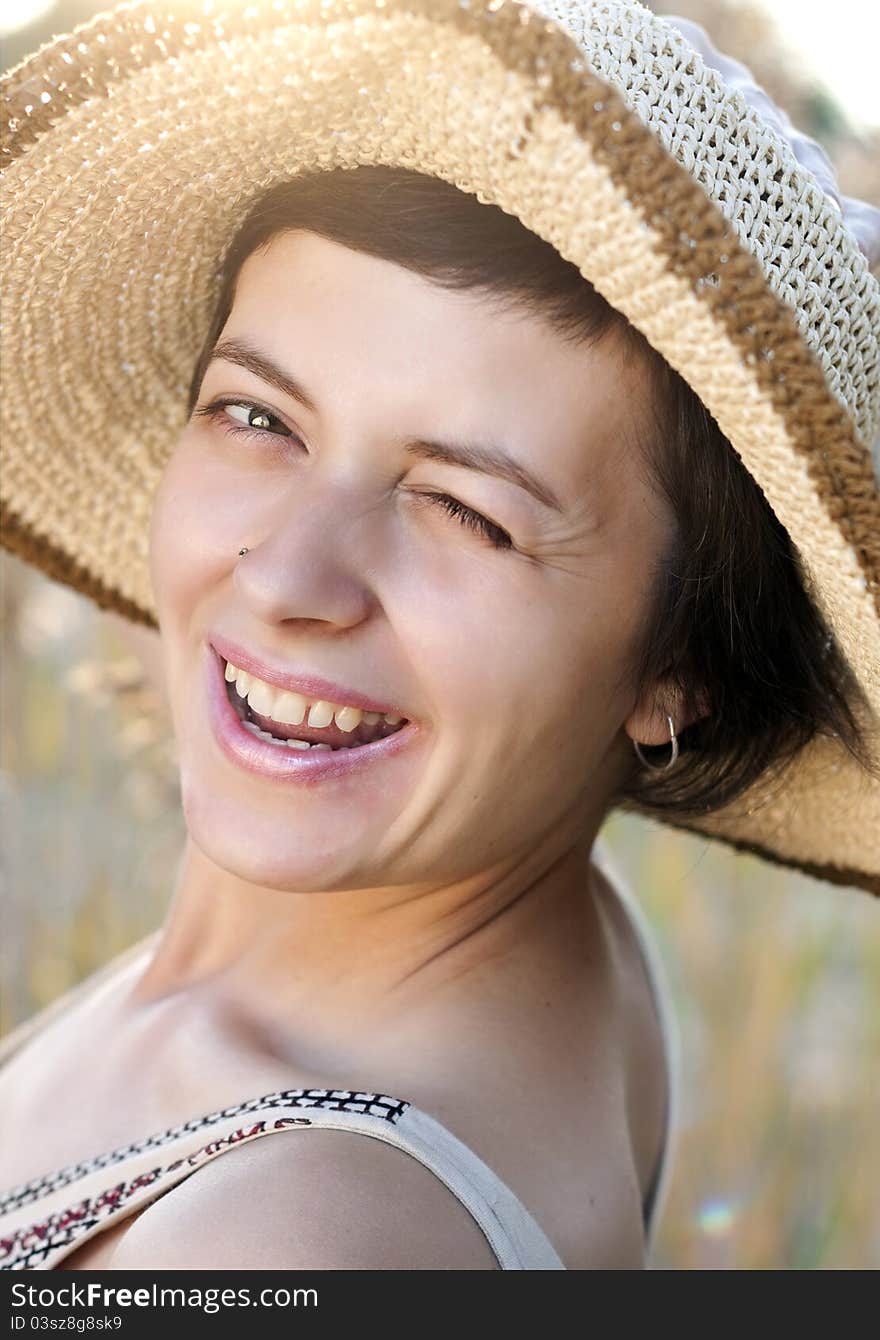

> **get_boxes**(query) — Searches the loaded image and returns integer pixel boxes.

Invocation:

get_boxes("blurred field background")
[2,0,878,1269]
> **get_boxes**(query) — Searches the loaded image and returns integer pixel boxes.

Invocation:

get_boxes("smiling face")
[149,230,677,893]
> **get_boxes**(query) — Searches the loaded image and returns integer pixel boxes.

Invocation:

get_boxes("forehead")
[222,230,655,502]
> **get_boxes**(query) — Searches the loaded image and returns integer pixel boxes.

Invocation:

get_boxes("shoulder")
[108,1126,502,1270]
[0,934,158,1071]
[590,861,670,1202]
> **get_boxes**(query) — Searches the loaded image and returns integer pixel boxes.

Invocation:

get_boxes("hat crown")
[527,0,880,467]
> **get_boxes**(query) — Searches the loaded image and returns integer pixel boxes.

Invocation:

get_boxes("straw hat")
[2,0,879,893]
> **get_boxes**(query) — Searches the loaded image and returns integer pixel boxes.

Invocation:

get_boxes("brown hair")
[187,165,877,819]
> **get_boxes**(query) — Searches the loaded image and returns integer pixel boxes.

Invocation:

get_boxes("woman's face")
[150,230,675,892]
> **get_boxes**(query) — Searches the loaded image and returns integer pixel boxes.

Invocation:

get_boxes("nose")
[233,485,382,631]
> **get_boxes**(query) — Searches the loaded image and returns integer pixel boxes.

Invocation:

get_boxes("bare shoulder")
[590,862,669,1201]
[108,1128,502,1270]
[0,933,159,1071]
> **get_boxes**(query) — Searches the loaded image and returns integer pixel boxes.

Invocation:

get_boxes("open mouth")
[224,672,409,752]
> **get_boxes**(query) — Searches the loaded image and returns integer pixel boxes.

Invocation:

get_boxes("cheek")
[386,547,531,721]
[149,438,255,621]
[402,554,643,749]
[149,450,191,612]
[388,553,617,742]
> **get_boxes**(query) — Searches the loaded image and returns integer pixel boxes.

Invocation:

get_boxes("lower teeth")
[241,720,343,750]
[237,708,368,751]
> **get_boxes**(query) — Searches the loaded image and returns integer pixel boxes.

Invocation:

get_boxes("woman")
[1,0,878,1271]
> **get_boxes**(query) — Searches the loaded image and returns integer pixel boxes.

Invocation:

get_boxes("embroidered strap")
[0,1092,564,1271]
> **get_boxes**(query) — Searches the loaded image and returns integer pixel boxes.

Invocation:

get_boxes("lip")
[204,644,421,783]
[209,633,409,718]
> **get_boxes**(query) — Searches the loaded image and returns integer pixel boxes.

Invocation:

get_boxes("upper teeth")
[223,660,404,732]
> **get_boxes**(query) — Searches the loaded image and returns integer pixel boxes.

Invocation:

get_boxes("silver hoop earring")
[238,547,249,557]
[633,714,679,771]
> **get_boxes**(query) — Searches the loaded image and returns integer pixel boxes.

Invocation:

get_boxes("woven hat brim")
[2,0,879,892]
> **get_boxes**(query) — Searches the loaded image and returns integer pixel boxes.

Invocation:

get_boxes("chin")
[177,772,348,892]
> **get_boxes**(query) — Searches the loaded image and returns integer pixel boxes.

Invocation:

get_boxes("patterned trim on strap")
[1,1091,566,1271]
[0,1089,408,1218]
[1,1113,325,1271]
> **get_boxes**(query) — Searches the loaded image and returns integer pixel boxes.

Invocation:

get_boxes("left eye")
[193,397,297,442]
[412,492,513,550]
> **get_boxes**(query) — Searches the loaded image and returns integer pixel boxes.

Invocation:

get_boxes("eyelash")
[193,396,514,551]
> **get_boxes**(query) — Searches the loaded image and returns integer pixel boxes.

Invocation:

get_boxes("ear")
[624,678,711,748]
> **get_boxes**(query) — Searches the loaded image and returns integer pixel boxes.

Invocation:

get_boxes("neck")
[128,817,604,1044]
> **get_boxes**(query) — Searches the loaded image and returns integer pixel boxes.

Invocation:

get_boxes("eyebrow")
[206,337,565,513]
[209,338,321,415]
